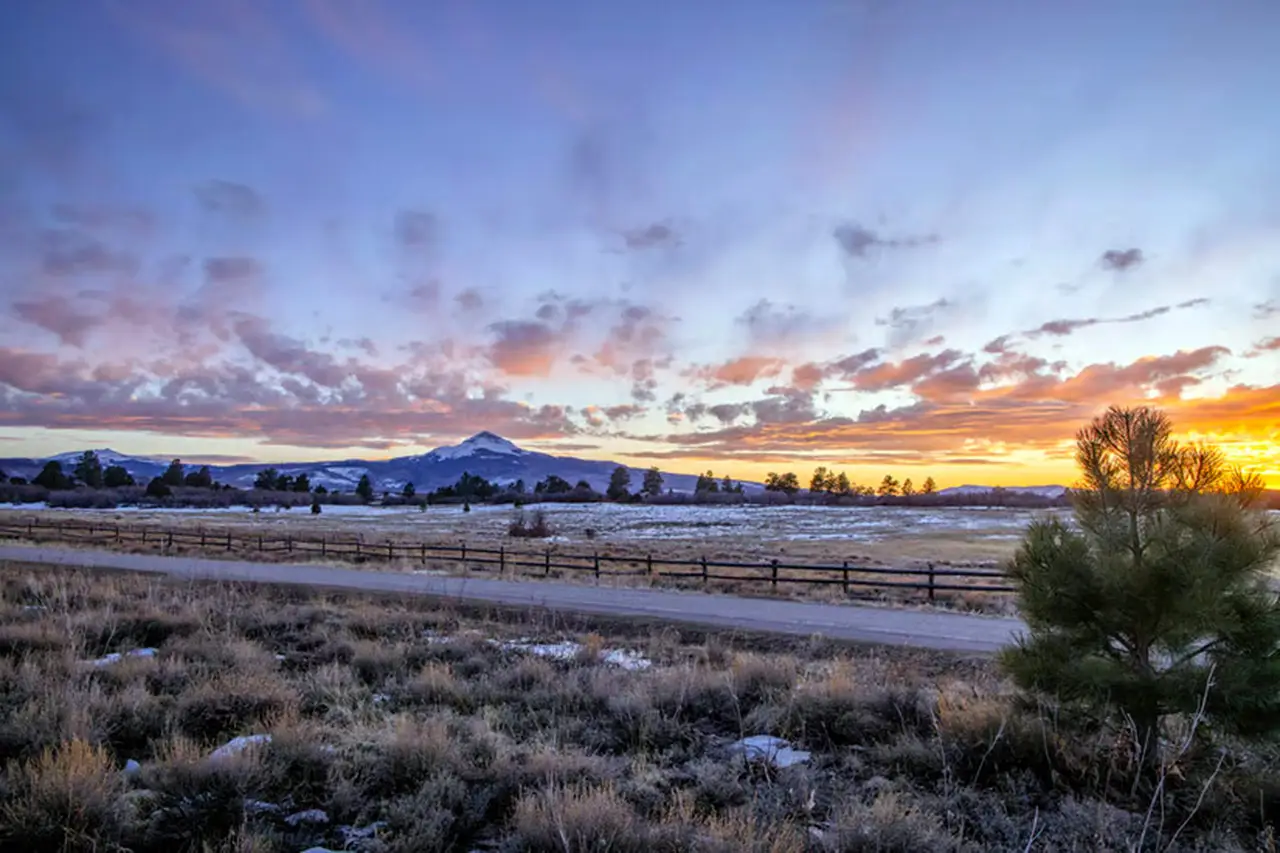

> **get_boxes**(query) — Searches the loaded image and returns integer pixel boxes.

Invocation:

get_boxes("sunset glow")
[1,1,1277,488]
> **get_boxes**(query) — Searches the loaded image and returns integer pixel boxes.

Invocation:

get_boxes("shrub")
[175,673,297,741]
[508,509,553,538]
[509,784,647,853]
[1,739,131,853]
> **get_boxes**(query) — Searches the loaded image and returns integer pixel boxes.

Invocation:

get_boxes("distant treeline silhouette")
[2,453,1275,511]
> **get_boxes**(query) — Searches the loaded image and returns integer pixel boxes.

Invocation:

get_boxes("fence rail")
[0,516,1016,601]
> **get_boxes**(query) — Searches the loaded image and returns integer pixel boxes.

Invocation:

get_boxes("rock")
[122,759,142,777]
[209,734,272,760]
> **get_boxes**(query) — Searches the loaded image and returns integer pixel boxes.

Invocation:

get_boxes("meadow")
[1,562,1276,852]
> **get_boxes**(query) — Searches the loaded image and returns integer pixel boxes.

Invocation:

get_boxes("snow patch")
[339,821,387,843]
[122,759,142,777]
[730,735,811,768]
[498,637,652,670]
[209,734,271,760]
[86,648,157,667]
[285,809,329,826]
[244,799,281,816]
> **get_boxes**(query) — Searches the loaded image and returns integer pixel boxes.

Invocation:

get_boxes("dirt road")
[0,544,1026,653]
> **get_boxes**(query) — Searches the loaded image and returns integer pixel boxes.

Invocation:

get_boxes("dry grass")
[0,561,1274,852]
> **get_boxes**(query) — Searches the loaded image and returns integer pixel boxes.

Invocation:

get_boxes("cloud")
[394,210,439,252]
[824,348,883,380]
[876,298,952,347]
[50,204,155,237]
[687,356,787,389]
[1255,299,1279,320]
[485,321,560,377]
[1099,247,1144,271]
[194,180,266,218]
[1252,337,1280,353]
[114,0,328,118]
[832,222,939,259]
[40,230,138,277]
[1027,301,1199,338]
[11,295,102,347]
[455,288,484,312]
[0,344,580,450]
[203,256,263,284]
[736,299,843,347]
[621,222,678,250]
[232,315,352,388]
[843,349,964,392]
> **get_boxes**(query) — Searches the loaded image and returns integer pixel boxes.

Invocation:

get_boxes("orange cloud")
[687,356,787,388]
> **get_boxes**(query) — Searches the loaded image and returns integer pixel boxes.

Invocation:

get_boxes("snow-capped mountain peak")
[50,448,148,467]
[427,431,525,461]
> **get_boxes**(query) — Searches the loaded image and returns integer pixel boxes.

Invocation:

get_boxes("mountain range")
[0,432,1067,497]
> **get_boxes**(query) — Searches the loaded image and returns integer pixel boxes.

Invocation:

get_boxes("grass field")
[0,504,1032,614]
[1,562,1275,852]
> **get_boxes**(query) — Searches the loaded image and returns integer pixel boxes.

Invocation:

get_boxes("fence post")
[842,561,849,595]
[420,543,426,563]
[461,541,467,565]
[594,552,600,582]
[545,549,551,577]
[141,529,147,544]
[355,541,362,558]
[258,535,263,552]
[115,524,121,544]
[701,556,708,587]
[499,546,505,574]
[927,562,935,603]
[771,559,779,591]
[27,519,33,537]
[387,542,393,560]
[166,532,173,549]
[201,530,206,548]
[646,554,653,576]
[321,537,326,557]
[287,536,293,553]
[226,533,232,551]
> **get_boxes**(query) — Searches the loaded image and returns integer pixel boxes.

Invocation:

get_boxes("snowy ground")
[0,500,1060,543]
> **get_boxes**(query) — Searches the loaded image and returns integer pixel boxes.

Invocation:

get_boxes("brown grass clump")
[1,738,131,852]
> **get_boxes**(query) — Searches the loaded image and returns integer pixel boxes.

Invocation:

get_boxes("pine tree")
[901,478,916,497]
[810,467,829,494]
[642,467,664,498]
[74,451,103,489]
[33,461,70,490]
[835,472,851,495]
[356,474,374,503]
[402,482,416,499]
[103,465,134,488]
[1000,406,1280,775]
[162,459,185,488]
[921,476,937,495]
[606,466,632,501]
[877,475,900,497]
[777,472,800,495]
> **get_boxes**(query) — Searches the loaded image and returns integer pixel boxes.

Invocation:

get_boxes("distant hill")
[937,484,1068,499]
[0,432,715,495]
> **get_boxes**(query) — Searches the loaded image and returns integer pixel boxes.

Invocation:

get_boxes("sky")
[1,0,1278,489]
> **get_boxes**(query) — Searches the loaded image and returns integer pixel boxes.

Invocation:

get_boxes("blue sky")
[1,0,1277,486]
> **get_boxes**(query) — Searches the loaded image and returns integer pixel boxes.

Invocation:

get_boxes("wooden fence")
[0,516,1015,602]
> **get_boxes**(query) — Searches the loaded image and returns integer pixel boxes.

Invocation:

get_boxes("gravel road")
[0,544,1026,653]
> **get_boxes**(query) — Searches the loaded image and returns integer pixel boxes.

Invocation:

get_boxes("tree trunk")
[1134,708,1161,778]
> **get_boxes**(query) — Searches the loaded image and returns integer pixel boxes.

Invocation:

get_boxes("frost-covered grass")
[0,503,1053,577]
[1,563,1275,852]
